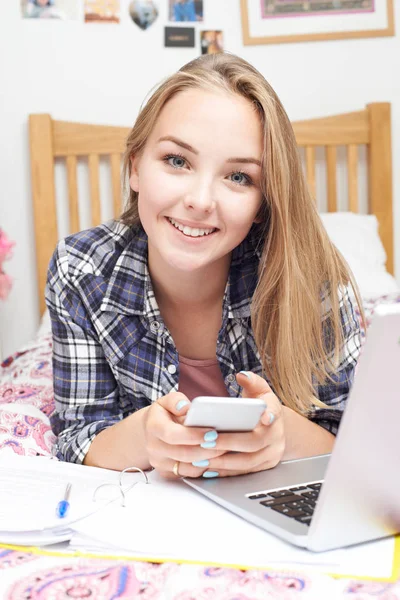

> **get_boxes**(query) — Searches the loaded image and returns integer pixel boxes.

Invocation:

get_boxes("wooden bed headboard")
[29,102,393,316]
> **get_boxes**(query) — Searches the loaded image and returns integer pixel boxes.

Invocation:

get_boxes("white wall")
[0,1,399,357]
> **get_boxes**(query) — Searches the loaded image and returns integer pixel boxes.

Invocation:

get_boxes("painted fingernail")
[202,471,219,478]
[268,412,275,424]
[176,399,189,411]
[200,441,216,449]
[204,430,218,442]
[239,371,251,379]
[192,459,209,468]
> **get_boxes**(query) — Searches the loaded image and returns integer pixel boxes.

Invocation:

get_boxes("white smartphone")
[183,396,266,432]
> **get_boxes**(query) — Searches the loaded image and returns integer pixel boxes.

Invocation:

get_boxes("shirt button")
[167,364,177,375]
[226,374,235,384]
[150,320,161,334]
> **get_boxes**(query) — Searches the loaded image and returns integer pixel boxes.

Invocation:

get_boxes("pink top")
[178,355,228,401]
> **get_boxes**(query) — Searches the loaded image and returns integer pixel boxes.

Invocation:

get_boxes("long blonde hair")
[121,53,363,414]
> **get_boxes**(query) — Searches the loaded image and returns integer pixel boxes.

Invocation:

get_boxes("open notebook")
[0,454,147,546]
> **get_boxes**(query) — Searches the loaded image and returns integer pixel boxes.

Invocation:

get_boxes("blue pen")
[56,483,71,518]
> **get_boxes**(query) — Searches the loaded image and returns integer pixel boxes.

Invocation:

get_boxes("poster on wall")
[129,0,159,30]
[84,0,120,23]
[240,0,395,45]
[169,0,203,22]
[21,0,80,19]
[200,30,223,54]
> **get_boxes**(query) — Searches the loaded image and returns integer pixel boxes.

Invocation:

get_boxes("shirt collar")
[226,224,262,319]
[100,222,155,316]
[101,221,263,320]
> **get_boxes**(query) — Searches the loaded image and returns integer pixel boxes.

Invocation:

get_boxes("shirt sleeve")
[308,286,363,436]
[45,239,123,464]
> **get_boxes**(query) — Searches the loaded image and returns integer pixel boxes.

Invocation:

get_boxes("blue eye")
[229,171,253,186]
[164,155,187,169]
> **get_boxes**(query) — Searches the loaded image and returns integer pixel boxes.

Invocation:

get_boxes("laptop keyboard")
[248,482,322,527]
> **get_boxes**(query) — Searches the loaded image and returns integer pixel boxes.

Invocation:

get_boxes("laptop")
[184,304,400,552]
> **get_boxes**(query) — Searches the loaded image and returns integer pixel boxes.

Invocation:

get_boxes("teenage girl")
[46,53,362,480]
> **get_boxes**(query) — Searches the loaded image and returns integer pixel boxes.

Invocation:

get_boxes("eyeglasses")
[92,466,150,508]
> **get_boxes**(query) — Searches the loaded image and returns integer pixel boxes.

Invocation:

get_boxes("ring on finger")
[172,461,180,477]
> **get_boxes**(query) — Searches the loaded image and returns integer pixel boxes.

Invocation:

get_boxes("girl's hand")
[196,372,285,478]
[143,391,226,479]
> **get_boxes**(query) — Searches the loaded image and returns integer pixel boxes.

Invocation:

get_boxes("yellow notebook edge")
[1,535,399,583]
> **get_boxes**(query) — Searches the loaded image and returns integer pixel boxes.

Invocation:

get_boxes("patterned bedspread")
[1,294,399,599]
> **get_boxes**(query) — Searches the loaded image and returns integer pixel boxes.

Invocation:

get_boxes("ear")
[253,202,264,224]
[129,155,140,193]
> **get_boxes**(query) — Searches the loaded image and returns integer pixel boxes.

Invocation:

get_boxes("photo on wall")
[169,0,203,22]
[200,30,223,54]
[165,26,195,46]
[21,0,79,19]
[129,0,159,30]
[84,0,120,23]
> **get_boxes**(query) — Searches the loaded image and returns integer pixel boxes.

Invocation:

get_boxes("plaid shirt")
[46,220,361,463]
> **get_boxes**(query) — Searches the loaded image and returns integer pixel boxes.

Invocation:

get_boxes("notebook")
[0,455,148,546]
[184,304,400,552]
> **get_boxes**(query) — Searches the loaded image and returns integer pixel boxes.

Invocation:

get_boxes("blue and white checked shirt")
[46,220,362,463]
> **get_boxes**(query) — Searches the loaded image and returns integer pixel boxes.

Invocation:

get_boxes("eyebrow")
[157,136,261,167]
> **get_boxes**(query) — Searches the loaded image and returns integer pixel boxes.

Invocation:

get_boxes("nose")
[183,176,216,214]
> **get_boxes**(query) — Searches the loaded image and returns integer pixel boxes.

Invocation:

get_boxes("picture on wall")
[169,0,203,22]
[129,0,159,30]
[165,26,195,46]
[200,30,223,54]
[84,0,120,23]
[21,0,79,19]
[241,0,394,45]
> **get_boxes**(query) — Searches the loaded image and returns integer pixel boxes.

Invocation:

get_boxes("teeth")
[168,218,215,238]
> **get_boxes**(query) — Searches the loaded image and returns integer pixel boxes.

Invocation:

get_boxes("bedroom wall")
[0,1,399,358]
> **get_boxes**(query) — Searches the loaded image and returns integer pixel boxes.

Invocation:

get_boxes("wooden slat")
[367,103,393,274]
[293,109,369,146]
[53,120,129,157]
[347,145,358,213]
[66,156,79,233]
[88,154,101,227]
[29,114,58,316]
[326,146,337,212]
[305,146,316,200]
[110,153,122,218]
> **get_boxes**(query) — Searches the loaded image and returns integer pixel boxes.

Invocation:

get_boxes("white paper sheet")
[0,455,147,544]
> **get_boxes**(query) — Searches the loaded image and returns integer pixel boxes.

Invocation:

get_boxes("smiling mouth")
[167,217,217,238]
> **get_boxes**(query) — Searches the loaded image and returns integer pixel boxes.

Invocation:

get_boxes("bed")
[0,104,399,599]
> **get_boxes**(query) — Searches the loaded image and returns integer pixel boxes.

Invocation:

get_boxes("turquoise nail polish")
[204,430,218,442]
[192,459,209,468]
[269,413,275,424]
[239,371,251,379]
[203,471,219,478]
[201,441,216,449]
[176,399,189,411]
